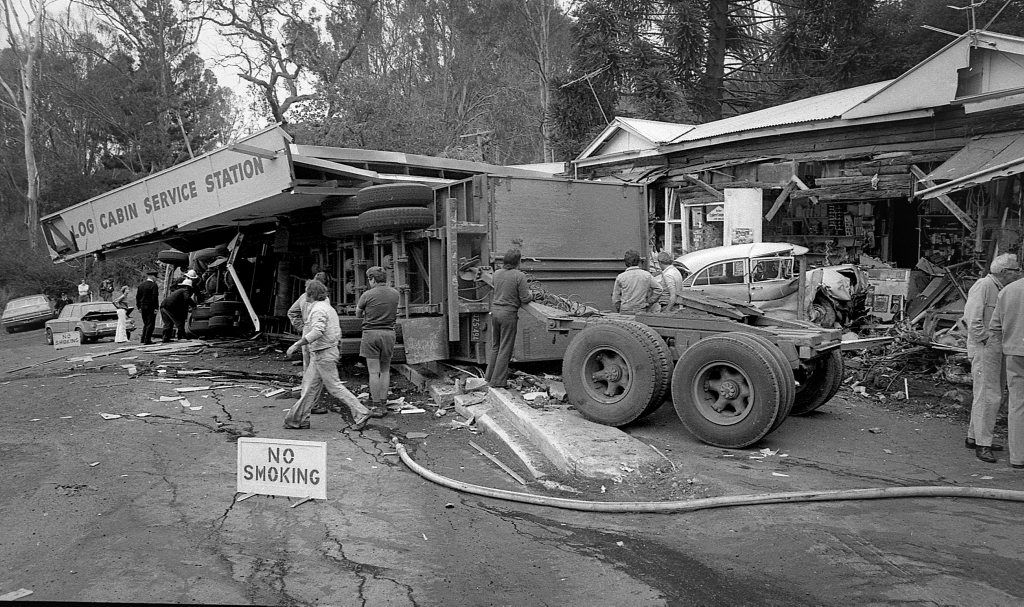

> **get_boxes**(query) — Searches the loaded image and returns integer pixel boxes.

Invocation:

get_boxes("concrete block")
[428,382,459,407]
[485,389,661,479]
[464,377,488,391]
[547,380,567,401]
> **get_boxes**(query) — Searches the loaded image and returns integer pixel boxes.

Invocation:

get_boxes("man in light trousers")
[963,253,1020,462]
[989,255,1024,469]
[284,280,371,431]
[287,271,330,414]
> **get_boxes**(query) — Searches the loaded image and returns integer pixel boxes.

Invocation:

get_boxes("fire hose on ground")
[394,442,1024,513]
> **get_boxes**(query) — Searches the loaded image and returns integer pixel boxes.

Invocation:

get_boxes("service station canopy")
[40,125,551,262]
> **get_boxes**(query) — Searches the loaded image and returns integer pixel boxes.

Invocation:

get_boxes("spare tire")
[323,216,362,239]
[192,305,214,321]
[357,207,435,234]
[193,247,225,263]
[210,300,243,316]
[322,196,359,218]
[157,249,189,267]
[353,183,433,214]
[208,315,235,330]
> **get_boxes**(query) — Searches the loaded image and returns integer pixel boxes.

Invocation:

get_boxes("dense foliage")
[3,0,1022,305]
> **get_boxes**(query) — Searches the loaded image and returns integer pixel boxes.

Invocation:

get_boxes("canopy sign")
[41,126,294,260]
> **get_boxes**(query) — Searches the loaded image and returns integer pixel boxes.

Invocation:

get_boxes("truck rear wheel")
[157,249,189,267]
[354,183,433,213]
[357,207,435,234]
[323,216,362,239]
[791,349,844,415]
[671,333,785,448]
[722,332,795,431]
[562,319,671,426]
[321,196,358,218]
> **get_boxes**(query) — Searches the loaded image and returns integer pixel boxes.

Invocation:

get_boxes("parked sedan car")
[672,243,870,328]
[44,302,135,344]
[2,294,55,333]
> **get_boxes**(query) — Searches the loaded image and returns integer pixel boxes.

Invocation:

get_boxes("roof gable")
[576,117,694,161]
[843,30,1024,120]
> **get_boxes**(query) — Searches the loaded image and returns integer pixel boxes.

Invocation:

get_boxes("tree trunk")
[703,0,729,120]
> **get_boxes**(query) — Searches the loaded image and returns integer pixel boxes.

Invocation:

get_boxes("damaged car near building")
[672,242,870,328]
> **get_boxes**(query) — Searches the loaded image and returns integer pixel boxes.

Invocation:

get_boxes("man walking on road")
[285,280,372,431]
[612,250,662,315]
[484,249,533,389]
[989,257,1024,469]
[136,269,160,344]
[963,253,1020,462]
[357,266,400,416]
[287,272,330,414]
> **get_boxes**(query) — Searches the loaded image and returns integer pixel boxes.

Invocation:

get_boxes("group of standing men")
[963,252,1024,469]
[611,249,683,314]
[282,267,400,432]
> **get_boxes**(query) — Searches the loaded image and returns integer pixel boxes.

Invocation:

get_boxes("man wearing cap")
[136,268,160,344]
[160,279,195,342]
[965,253,1021,463]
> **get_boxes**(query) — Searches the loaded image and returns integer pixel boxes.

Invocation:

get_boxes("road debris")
[0,588,33,601]
[99,413,122,420]
[469,440,526,485]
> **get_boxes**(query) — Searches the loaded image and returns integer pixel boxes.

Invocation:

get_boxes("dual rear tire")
[563,323,813,449]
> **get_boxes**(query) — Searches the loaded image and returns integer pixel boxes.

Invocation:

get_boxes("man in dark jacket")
[160,279,195,342]
[136,268,160,344]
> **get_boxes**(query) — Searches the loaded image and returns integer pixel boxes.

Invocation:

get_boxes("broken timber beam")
[682,174,725,201]
[765,178,799,222]
[910,165,976,232]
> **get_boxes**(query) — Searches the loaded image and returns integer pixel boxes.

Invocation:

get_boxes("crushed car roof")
[675,243,810,271]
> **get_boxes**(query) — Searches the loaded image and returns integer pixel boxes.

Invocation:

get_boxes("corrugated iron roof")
[670,81,893,144]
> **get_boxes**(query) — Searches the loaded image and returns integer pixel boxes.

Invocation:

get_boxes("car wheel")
[791,349,844,415]
[45,328,53,345]
[808,297,837,328]
[562,319,670,426]
[671,333,785,448]
[76,328,88,344]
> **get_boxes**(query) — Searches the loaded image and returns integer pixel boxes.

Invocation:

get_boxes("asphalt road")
[2,327,1023,605]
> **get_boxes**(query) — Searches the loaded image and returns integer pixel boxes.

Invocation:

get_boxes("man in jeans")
[285,280,371,431]
[356,266,400,416]
[988,259,1024,469]
[963,253,1020,462]
[611,249,662,314]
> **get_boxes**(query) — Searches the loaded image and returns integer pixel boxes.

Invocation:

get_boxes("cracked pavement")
[3,328,1024,605]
